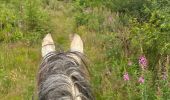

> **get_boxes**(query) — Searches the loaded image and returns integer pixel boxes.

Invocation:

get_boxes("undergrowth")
[0,0,170,100]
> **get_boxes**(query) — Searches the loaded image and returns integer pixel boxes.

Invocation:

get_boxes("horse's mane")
[37,51,94,100]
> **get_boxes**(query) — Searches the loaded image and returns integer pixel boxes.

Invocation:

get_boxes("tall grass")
[0,0,170,100]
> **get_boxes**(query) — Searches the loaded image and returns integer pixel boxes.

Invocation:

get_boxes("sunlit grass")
[1,0,170,100]
[0,1,107,99]
[0,42,40,100]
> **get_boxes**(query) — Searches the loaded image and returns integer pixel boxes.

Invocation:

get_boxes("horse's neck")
[67,53,81,64]
[68,53,82,100]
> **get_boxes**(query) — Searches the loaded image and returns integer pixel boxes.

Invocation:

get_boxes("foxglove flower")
[139,55,148,69]
[123,72,130,81]
[138,76,144,83]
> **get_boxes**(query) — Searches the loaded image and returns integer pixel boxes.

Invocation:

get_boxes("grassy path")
[0,1,105,100]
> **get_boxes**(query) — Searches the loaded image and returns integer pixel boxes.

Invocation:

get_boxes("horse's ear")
[42,34,55,57]
[70,34,83,53]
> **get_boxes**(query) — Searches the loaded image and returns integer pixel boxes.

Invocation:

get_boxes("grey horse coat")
[37,51,94,100]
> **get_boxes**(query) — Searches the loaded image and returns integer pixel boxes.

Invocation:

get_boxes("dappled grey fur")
[37,51,94,100]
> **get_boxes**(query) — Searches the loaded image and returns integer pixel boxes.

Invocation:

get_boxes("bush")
[73,0,170,99]
[0,0,51,43]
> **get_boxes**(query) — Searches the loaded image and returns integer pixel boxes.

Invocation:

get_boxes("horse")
[36,34,94,100]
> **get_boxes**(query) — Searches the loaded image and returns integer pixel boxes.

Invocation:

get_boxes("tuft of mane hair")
[37,51,94,100]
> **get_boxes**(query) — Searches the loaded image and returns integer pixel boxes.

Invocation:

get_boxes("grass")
[0,42,40,100]
[0,1,107,99]
[1,1,170,100]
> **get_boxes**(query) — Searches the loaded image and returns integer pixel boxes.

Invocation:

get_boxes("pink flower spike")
[123,72,130,81]
[139,55,148,69]
[138,76,144,83]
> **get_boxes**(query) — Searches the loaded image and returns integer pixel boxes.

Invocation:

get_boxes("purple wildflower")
[138,76,144,83]
[139,55,148,69]
[123,72,130,81]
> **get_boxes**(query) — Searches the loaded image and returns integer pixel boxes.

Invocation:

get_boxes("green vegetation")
[0,0,170,99]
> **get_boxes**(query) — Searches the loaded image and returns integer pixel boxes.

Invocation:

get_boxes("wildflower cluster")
[138,76,144,83]
[139,56,148,70]
[123,72,130,81]
[123,55,148,84]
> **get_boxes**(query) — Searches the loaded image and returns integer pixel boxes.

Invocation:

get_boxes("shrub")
[0,0,51,43]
